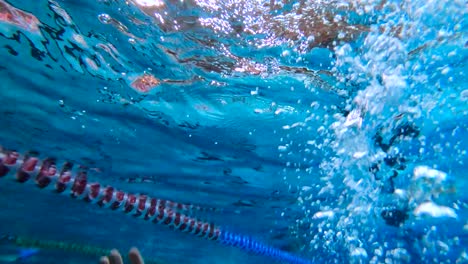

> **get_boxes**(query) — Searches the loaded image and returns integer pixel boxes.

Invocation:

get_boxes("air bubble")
[98,13,112,24]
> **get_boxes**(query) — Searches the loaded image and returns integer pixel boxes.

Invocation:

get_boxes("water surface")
[0,0,467,263]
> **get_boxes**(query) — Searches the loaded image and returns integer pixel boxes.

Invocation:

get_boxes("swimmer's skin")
[100,248,144,264]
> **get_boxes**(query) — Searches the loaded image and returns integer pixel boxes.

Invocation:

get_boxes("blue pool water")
[0,0,467,263]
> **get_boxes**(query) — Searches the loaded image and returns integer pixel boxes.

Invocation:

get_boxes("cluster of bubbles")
[276,0,466,263]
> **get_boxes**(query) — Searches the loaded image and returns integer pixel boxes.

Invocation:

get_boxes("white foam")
[277,145,288,152]
[343,109,362,128]
[312,210,335,219]
[350,247,368,258]
[413,202,457,219]
[353,151,367,159]
[394,188,407,198]
[413,166,447,182]
[134,0,164,7]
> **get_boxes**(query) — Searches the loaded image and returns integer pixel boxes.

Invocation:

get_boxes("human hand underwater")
[100,248,144,264]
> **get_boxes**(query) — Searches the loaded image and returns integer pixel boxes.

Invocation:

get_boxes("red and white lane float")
[0,148,310,264]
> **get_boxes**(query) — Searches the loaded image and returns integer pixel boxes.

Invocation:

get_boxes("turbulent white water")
[279,0,467,263]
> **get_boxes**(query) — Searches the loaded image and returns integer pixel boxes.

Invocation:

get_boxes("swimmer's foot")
[100,248,144,264]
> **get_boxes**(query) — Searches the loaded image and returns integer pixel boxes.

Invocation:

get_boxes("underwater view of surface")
[0,0,467,263]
